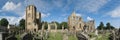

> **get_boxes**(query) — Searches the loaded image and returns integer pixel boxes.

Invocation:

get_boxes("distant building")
[25,5,41,31]
[0,26,8,32]
[68,11,95,32]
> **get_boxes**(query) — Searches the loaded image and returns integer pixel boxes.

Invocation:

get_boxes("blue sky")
[0,0,120,28]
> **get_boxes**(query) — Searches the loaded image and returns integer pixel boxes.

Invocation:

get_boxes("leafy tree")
[106,22,111,29]
[97,22,105,30]
[19,19,25,29]
[110,26,115,29]
[41,21,48,29]
[60,22,68,29]
[51,21,60,29]
[106,22,115,30]
[0,18,9,27]
[44,22,48,29]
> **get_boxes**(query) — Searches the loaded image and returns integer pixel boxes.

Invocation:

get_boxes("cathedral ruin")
[25,5,41,31]
[68,11,95,32]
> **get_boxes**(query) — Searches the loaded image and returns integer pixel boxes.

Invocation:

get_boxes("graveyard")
[0,0,120,40]
[0,5,119,40]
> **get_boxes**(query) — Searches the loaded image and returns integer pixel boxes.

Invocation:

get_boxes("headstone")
[76,32,88,40]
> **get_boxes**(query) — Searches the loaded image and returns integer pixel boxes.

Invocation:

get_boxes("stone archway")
[48,22,57,32]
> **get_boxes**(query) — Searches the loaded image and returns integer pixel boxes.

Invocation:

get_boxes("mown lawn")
[47,32,78,40]
[68,35,78,40]
[96,33,110,40]
[47,32,63,40]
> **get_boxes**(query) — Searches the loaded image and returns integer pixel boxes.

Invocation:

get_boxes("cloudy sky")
[0,0,120,28]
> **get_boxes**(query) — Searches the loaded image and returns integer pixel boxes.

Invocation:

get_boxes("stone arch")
[47,22,57,31]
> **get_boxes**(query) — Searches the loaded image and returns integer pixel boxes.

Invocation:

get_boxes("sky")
[0,0,120,28]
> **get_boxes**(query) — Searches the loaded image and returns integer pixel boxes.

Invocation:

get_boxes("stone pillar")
[54,23,57,32]
[41,23,45,38]
[48,24,50,31]
[42,23,45,31]
[62,25,64,31]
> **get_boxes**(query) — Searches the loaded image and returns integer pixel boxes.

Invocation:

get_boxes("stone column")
[48,23,50,32]
[54,23,57,32]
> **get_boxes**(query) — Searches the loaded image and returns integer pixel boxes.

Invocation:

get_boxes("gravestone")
[76,32,88,40]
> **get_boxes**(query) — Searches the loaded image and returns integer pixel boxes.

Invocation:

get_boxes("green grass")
[68,35,78,40]
[47,32,78,40]
[96,33,110,40]
[47,32,63,40]
[15,34,21,40]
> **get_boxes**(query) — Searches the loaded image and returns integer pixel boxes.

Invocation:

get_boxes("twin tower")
[25,5,41,31]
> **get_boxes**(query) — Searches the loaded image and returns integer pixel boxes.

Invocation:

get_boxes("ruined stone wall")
[68,11,95,32]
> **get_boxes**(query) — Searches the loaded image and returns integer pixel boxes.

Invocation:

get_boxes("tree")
[41,21,48,29]
[106,22,115,30]
[60,22,68,29]
[106,22,111,29]
[51,21,60,29]
[19,19,25,29]
[97,22,105,30]
[0,18,9,27]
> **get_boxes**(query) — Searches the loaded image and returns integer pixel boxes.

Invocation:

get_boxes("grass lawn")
[96,33,110,40]
[47,32,63,40]
[68,35,78,40]
[47,32,78,40]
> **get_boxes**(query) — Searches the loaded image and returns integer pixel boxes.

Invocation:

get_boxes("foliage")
[60,22,68,29]
[41,21,68,29]
[19,19,25,29]
[41,21,48,29]
[105,22,115,30]
[97,22,115,30]
[15,34,21,40]
[51,21,60,29]
[97,22,105,30]
[0,18,9,27]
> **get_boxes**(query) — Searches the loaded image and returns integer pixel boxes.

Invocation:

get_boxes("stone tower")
[25,5,41,31]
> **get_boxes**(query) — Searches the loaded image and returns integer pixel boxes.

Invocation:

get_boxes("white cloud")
[0,1,26,25]
[76,13,82,17]
[0,16,24,25]
[75,0,110,12]
[0,10,2,12]
[1,1,25,16]
[63,17,67,21]
[107,19,120,28]
[2,1,21,11]
[87,16,93,20]
[24,0,68,13]
[41,13,50,18]
[108,6,120,18]
[61,14,68,16]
